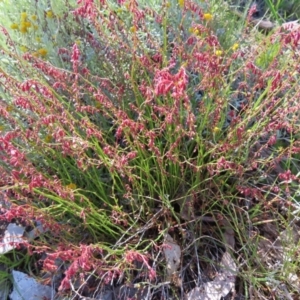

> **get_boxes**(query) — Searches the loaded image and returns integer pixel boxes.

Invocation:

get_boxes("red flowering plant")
[0,0,300,298]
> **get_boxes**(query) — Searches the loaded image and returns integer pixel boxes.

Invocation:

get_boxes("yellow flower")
[130,26,136,33]
[19,24,28,34]
[35,36,41,43]
[24,21,31,28]
[203,13,213,21]
[75,39,81,45]
[37,48,48,57]
[189,27,200,36]
[46,10,54,18]
[193,29,200,36]
[6,105,14,112]
[178,0,184,7]
[10,23,19,30]
[232,43,239,51]
[215,50,223,56]
[31,14,37,21]
[20,45,28,52]
[44,135,52,143]
[66,183,77,190]
[20,12,27,21]
[213,127,221,133]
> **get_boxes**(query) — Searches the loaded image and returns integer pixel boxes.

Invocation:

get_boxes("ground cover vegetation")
[0,0,300,299]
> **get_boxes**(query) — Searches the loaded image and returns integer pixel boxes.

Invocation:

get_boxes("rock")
[10,270,53,300]
[0,223,25,255]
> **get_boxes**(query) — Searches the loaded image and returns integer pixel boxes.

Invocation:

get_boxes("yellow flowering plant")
[46,10,54,18]
[178,0,184,8]
[1,0,78,67]
[37,48,48,57]
[215,49,223,56]
[203,13,213,21]
[232,43,239,51]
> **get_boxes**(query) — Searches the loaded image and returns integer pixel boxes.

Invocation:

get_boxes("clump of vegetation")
[0,0,300,298]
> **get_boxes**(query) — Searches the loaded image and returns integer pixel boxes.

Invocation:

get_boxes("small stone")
[10,270,53,300]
